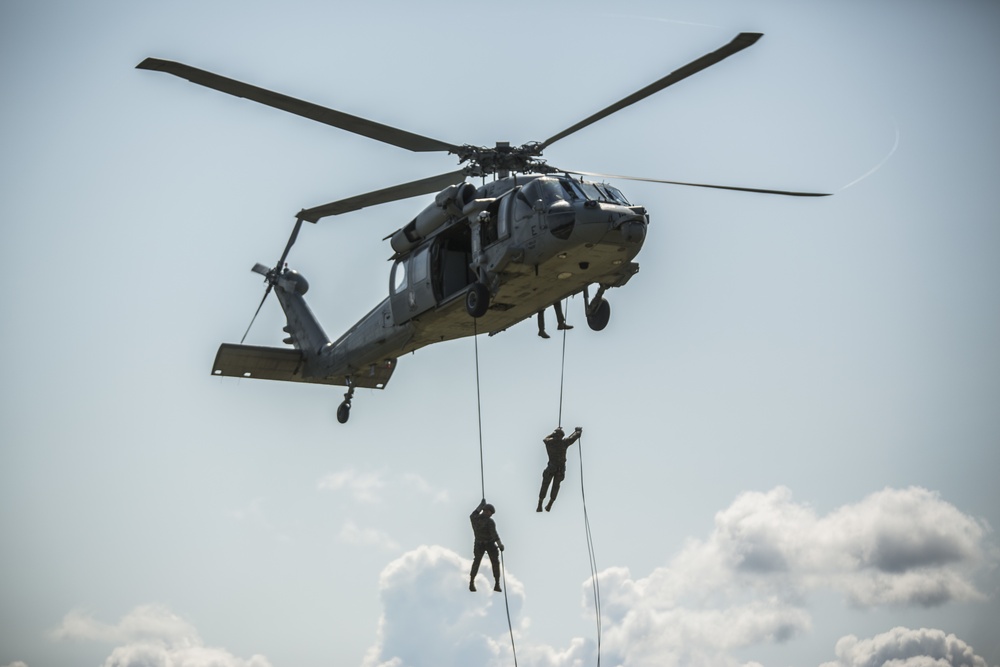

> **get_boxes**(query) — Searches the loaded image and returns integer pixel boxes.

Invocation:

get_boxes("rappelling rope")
[556,307,603,667]
[558,315,568,426]
[473,318,485,499]
[578,433,602,667]
[472,316,518,666]
[500,550,519,667]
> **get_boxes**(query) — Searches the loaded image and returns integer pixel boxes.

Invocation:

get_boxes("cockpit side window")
[559,179,582,200]
[513,186,534,222]
[519,177,570,210]
[577,181,603,201]
[496,197,511,239]
[598,184,630,205]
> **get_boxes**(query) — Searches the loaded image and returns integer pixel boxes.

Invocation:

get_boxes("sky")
[2,1,999,666]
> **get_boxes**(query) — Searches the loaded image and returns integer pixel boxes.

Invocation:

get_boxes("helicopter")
[137,32,828,423]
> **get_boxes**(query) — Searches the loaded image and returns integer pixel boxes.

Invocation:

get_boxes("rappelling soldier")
[537,301,572,339]
[537,426,583,512]
[469,498,505,592]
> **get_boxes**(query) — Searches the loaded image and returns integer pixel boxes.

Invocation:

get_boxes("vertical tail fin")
[271,269,331,355]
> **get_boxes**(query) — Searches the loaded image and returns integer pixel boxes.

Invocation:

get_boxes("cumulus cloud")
[52,604,200,646]
[819,627,990,667]
[362,545,533,667]
[318,468,449,505]
[698,486,991,608]
[360,487,995,667]
[52,605,271,667]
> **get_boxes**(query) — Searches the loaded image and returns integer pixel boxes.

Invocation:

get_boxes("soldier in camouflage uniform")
[537,426,583,512]
[469,498,505,592]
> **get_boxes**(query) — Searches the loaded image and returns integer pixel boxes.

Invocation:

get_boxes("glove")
[498,542,505,552]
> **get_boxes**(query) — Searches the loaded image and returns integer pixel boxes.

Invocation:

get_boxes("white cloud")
[359,487,995,667]
[400,472,450,504]
[340,519,400,551]
[52,604,201,646]
[101,643,273,667]
[52,605,271,667]
[318,468,450,505]
[700,486,991,608]
[362,545,534,667]
[819,627,990,667]
[3,662,29,667]
[318,468,387,503]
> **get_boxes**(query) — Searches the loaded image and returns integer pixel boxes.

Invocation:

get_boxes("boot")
[469,579,476,592]
[557,321,573,330]
[494,581,502,592]
[536,498,544,512]
[538,329,550,339]
[545,500,553,512]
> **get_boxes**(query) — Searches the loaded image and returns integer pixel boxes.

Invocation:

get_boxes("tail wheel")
[465,282,490,318]
[337,401,351,424]
[587,298,611,331]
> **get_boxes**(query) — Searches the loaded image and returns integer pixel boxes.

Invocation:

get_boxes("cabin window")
[391,258,407,293]
[411,247,429,284]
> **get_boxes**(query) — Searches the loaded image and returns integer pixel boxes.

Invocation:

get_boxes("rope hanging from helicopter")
[555,303,603,667]
[472,317,519,667]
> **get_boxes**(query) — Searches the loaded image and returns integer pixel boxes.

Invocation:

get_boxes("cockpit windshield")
[519,176,632,208]
[565,179,630,205]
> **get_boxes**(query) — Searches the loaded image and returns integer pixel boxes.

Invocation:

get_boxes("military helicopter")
[138,32,828,423]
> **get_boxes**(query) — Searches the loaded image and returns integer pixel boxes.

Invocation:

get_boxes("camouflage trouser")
[539,463,567,501]
[471,541,500,581]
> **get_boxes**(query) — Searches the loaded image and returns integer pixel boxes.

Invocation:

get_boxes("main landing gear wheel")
[465,282,490,318]
[587,298,611,331]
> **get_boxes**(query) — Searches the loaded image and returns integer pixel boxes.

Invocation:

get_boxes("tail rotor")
[239,217,304,344]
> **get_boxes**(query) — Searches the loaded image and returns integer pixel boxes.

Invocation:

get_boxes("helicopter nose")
[619,220,646,245]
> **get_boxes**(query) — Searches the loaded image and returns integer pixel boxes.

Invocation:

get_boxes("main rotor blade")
[276,217,304,268]
[563,168,831,197]
[539,32,763,151]
[136,58,461,154]
[297,169,468,222]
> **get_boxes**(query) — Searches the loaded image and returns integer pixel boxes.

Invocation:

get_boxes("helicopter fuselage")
[212,173,647,399]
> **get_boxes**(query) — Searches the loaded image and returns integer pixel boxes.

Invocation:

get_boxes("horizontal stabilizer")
[211,343,395,389]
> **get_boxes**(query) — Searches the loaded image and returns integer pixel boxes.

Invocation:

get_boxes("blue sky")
[2,1,999,666]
